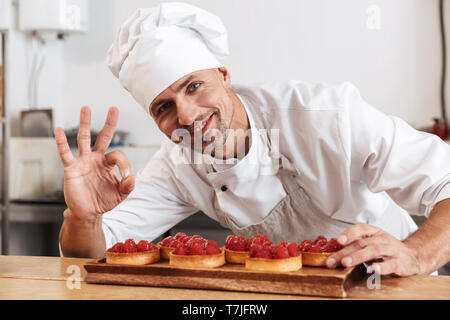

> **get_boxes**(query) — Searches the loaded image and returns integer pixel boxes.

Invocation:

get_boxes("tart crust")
[302,251,333,267]
[158,243,175,260]
[224,248,248,264]
[106,249,160,265]
[245,255,302,272]
[169,249,226,268]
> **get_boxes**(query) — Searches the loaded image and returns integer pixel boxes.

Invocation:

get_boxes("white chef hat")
[106,2,229,112]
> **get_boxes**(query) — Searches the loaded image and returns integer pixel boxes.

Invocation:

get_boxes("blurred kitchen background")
[0,0,449,274]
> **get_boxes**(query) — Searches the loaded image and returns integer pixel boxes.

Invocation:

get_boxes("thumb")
[119,173,135,198]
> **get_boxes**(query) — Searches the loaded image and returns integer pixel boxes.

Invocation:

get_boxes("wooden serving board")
[84,259,366,298]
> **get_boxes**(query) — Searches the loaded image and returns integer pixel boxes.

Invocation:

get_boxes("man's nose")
[177,100,200,127]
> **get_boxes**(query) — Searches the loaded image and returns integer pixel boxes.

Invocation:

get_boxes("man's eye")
[157,103,171,115]
[188,82,200,92]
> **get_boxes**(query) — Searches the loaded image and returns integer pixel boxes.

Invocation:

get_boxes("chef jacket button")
[221,185,228,192]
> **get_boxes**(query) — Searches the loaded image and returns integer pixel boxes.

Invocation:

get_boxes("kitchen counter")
[0,255,448,300]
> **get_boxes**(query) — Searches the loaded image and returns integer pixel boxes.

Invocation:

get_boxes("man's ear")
[217,67,231,88]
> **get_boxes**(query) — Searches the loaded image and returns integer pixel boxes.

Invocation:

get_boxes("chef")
[56,2,450,276]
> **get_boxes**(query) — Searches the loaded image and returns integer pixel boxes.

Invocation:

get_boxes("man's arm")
[59,209,106,258]
[403,198,450,274]
[326,198,450,275]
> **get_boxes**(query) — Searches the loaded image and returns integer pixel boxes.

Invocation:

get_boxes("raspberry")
[173,245,187,255]
[328,238,343,251]
[205,245,221,255]
[179,235,191,243]
[123,242,137,253]
[261,240,273,248]
[109,242,124,253]
[299,240,313,252]
[309,244,322,253]
[174,241,185,249]
[254,234,268,240]
[191,235,204,241]
[329,238,338,244]
[175,232,187,240]
[322,238,343,252]
[232,235,249,251]
[188,243,205,255]
[273,245,290,259]
[186,238,204,248]
[125,238,136,247]
[231,238,247,251]
[137,240,151,252]
[249,244,262,257]
[279,241,289,248]
[316,239,328,248]
[161,236,173,246]
[168,239,181,248]
[225,235,235,249]
[287,243,299,257]
[313,235,327,245]
[249,234,268,247]
[322,243,337,253]
[256,248,271,259]
[206,240,219,248]
[242,238,249,250]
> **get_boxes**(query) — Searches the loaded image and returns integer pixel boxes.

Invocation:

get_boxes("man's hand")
[326,223,422,276]
[54,106,136,221]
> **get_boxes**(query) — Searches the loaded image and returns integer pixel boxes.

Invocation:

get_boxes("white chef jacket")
[101,80,450,249]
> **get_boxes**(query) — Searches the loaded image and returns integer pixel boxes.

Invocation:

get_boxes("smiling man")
[56,2,450,276]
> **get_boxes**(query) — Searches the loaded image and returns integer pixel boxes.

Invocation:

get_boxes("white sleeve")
[101,146,198,248]
[341,82,450,217]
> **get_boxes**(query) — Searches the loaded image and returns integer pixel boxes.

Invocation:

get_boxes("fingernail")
[338,235,347,245]
[342,256,352,266]
[327,258,336,268]
[123,170,130,178]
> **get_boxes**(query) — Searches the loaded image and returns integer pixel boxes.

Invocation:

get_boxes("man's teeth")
[194,121,207,132]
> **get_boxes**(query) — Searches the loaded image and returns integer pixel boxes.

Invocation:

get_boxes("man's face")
[149,67,235,156]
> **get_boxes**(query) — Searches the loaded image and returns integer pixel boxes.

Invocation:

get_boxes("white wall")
[5,0,448,146]
[4,0,64,136]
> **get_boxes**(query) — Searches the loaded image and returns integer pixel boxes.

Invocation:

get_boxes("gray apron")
[206,99,353,244]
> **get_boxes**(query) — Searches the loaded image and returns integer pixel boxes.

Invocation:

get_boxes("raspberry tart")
[245,238,302,272]
[106,239,160,265]
[169,235,225,268]
[158,232,192,259]
[224,235,250,264]
[299,236,343,267]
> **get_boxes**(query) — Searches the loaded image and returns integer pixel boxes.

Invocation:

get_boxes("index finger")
[54,127,75,166]
[93,106,119,153]
[336,223,382,246]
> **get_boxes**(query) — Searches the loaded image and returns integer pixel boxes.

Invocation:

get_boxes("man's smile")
[188,112,215,137]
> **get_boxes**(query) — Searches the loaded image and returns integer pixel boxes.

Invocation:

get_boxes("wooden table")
[0,255,448,300]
